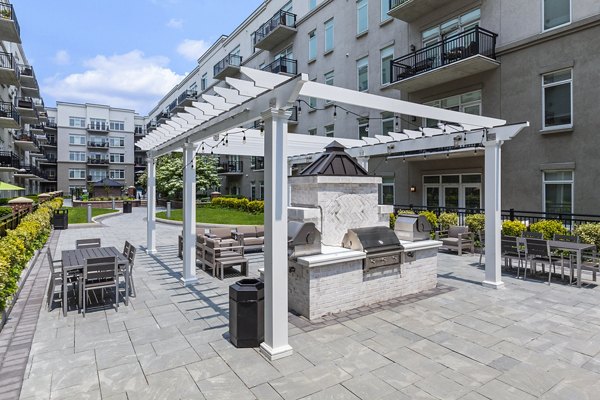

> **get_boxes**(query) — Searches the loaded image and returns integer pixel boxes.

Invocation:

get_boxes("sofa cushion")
[210,227,234,239]
[236,226,257,237]
[244,237,264,246]
[256,225,265,237]
[448,226,469,238]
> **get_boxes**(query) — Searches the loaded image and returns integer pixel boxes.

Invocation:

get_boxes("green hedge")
[438,212,458,230]
[574,223,600,249]
[0,198,63,312]
[0,207,12,218]
[211,197,264,214]
[501,220,527,236]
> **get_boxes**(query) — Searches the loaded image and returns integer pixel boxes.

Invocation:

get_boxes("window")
[543,170,573,213]
[357,57,369,91]
[250,156,264,170]
[424,90,482,127]
[308,128,317,136]
[88,170,107,181]
[423,174,482,209]
[325,124,334,137]
[69,117,86,128]
[48,116,56,125]
[259,181,265,200]
[201,73,207,91]
[357,0,368,35]
[68,169,86,179]
[381,112,394,135]
[543,69,572,130]
[422,9,480,47]
[109,120,125,131]
[380,46,394,85]
[134,124,144,134]
[309,0,317,10]
[308,30,317,61]
[69,134,86,145]
[110,153,125,163]
[380,0,391,22]
[250,183,256,200]
[324,71,334,104]
[358,117,369,139]
[380,177,394,205]
[544,0,570,31]
[324,19,334,52]
[89,118,106,130]
[110,169,125,180]
[109,137,125,147]
[69,151,86,162]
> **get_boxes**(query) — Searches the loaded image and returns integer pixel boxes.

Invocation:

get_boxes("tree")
[137,153,220,199]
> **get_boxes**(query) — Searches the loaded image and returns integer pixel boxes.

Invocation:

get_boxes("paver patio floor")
[11,208,600,399]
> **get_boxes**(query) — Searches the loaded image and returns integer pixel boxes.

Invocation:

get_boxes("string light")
[333,106,337,121]
[242,134,246,144]
[297,100,302,116]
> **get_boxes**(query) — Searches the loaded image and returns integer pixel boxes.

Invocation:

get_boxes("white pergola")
[137,67,528,360]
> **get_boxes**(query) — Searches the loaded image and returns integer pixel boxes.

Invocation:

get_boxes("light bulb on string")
[242,134,246,144]
[333,106,337,121]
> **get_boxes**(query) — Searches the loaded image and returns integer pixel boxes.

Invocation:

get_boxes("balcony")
[14,97,38,123]
[87,157,110,165]
[0,150,19,171]
[0,101,20,128]
[218,160,243,175]
[213,54,242,80]
[261,57,297,75]
[252,10,297,51]
[14,164,43,180]
[13,131,40,152]
[39,153,57,164]
[389,27,499,92]
[87,122,109,132]
[389,0,449,22]
[87,140,109,148]
[146,120,157,132]
[0,2,20,43]
[41,137,57,147]
[0,51,18,86]
[45,121,57,130]
[288,106,298,125]
[156,110,170,125]
[173,89,198,113]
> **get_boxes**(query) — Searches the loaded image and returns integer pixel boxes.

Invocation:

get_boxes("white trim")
[541,68,573,131]
[542,169,574,214]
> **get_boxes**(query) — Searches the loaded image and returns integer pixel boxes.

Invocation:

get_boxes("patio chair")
[578,252,600,286]
[232,225,265,252]
[478,230,485,267]
[501,236,522,275]
[122,241,131,258]
[46,250,76,311]
[524,238,555,284]
[76,238,101,249]
[207,227,238,247]
[522,231,543,239]
[126,244,137,297]
[553,234,579,281]
[78,256,119,316]
[202,237,244,278]
[435,226,475,256]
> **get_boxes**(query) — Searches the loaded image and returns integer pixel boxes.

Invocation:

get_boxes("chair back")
[478,230,485,245]
[47,249,57,273]
[209,227,234,239]
[553,234,579,243]
[128,245,136,266]
[525,238,550,258]
[76,238,101,249]
[449,226,469,238]
[501,236,519,255]
[522,231,543,239]
[83,256,117,282]
[123,241,131,257]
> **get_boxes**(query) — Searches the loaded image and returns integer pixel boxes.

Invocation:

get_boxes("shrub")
[211,197,264,214]
[0,197,62,312]
[529,219,568,240]
[465,214,485,234]
[0,207,12,218]
[574,223,600,249]
[419,211,438,230]
[389,213,396,229]
[438,212,459,230]
[502,220,527,236]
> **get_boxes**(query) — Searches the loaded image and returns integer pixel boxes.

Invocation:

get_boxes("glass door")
[463,186,481,210]
[443,186,460,210]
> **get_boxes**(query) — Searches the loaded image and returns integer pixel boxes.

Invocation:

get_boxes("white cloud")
[176,39,210,61]
[53,50,70,65]
[43,50,185,114]
[166,18,183,29]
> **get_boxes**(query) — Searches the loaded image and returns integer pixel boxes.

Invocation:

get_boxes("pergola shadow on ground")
[137,66,528,359]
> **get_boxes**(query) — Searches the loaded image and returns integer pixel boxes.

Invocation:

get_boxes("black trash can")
[229,279,264,348]
[123,201,132,213]
[53,209,68,229]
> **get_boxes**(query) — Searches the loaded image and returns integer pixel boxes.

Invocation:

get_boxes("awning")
[0,181,25,191]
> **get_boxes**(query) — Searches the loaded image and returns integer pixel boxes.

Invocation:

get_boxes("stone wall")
[288,247,438,320]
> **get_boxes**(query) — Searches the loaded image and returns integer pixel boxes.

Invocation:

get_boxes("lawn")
[157,206,264,225]
[64,207,119,224]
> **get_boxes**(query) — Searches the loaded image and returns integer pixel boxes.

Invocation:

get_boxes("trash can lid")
[229,279,264,301]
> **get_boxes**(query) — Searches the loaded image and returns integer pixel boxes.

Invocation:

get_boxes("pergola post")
[260,108,293,361]
[483,139,504,289]
[146,155,157,254]
[181,142,197,285]
[356,156,370,171]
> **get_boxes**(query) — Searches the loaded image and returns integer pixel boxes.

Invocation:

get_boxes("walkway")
[10,207,600,399]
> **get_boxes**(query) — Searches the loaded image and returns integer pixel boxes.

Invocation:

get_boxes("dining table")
[547,240,596,288]
[61,246,129,317]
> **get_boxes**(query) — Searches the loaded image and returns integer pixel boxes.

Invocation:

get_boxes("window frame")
[309,0,317,10]
[308,30,317,61]
[357,0,368,35]
[109,120,125,131]
[380,177,395,205]
[324,124,334,137]
[380,0,391,22]
[542,68,573,131]
[68,151,86,162]
[357,56,369,92]
[324,71,334,104]
[380,45,394,85]
[68,168,86,179]
[358,117,369,139]
[69,134,86,146]
[542,170,574,214]
[110,169,126,180]
[542,0,571,32]
[381,112,394,135]
[69,117,86,128]
[324,18,334,53]
[109,137,125,148]
[109,153,125,163]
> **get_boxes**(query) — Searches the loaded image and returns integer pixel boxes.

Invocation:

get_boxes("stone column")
[181,142,197,285]
[146,155,157,254]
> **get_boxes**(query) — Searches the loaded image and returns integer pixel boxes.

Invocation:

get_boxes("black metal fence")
[219,160,244,173]
[262,57,297,75]
[213,54,243,77]
[0,51,16,73]
[252,10,296,46]
[394,204,600,232]
[390,26,498,84]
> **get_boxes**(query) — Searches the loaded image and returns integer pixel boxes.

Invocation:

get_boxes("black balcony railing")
[87,122,108,131]
[0,52,17,74]
[0,3,20,38]
[43,153,57,163]
[213,54,243,77]
[262,57,297,75]
[389,0,410,10]
[13,130,33,142]
[45,122,57,130]
[219,160,243,173]
[87,157,110,164]
[15,97,34,110]
[0,151,19,169]
[146,120,157,132]
[88,175,107,182]
[252,10,296,47]
[390,26,498,84]
[157,111,170,123]
[0,101,20,124]
[16,164,43,177]
[87,141,109,148]
[43,138,57,146]
[17,64,34,80]
[177,89,197,105]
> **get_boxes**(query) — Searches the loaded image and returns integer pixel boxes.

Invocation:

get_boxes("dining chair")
[46,250,74,311]
[126,244,137,297]
[122,241,131,258]
[501,236,521,275]
[553,234,579,281]
[76,238,102,249]
[78,256,119,316]
[478,230,485,267]
[522,231,543,239]
[524,238,554,284]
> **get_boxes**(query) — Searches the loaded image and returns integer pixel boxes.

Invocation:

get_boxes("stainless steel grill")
[394,214,432,241]
[342,226,404,272]
[288,221,321,259]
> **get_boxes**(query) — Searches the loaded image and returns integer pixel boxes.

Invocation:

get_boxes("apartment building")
[145,0,599,215]
[50,102,137,195]
[0,0,48,196]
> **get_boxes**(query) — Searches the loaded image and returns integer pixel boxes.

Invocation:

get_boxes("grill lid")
[342,226,403,252]
[288,221,318,246]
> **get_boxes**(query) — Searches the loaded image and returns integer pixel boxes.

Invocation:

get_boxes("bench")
[215,256,249,280]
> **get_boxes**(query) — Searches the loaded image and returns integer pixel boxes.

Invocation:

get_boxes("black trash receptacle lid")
[229,279,264,302]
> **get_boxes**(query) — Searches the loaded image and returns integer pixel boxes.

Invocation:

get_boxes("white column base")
[145,248,157,255]
[482,280,505,289]
[180,276,198,286]
[260,342,293,361]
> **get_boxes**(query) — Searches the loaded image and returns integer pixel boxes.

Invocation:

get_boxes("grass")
[64,207,119,224]
[157,206,264,225]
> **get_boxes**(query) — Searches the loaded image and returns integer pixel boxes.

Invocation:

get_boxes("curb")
[155,217,240,228]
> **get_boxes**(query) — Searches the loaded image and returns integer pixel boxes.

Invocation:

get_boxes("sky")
[14,0,263,115]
